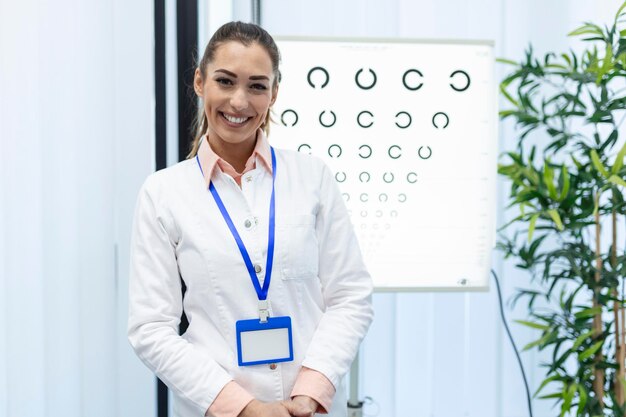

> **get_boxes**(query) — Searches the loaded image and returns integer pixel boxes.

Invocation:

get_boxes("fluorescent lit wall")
[0,0,154,416]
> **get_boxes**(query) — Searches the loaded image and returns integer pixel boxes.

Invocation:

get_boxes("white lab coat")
[128,148,374,417]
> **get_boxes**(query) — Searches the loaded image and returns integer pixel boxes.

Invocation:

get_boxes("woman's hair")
[187,21,281,158]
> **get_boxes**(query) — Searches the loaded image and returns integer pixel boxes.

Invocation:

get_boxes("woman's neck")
[207,133,257,173]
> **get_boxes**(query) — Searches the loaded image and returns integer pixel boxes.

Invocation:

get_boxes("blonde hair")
[187,21,281,159]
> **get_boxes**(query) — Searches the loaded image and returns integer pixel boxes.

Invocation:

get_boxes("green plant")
[498,3,626,416]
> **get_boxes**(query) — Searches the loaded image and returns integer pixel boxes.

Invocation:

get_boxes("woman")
[128,21,373,417]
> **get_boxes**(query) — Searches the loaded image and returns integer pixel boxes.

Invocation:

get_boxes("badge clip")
[259,299,270,323]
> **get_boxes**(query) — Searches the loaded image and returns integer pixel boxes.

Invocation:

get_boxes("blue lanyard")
[195,148,276,301]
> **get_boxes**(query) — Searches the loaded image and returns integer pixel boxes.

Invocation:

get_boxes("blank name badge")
[236,316,294,366]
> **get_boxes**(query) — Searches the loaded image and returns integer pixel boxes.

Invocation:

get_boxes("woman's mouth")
[221,112,251,125]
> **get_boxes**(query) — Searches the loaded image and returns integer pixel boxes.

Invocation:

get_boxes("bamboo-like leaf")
[515,319,550,330]
[616,1,626,20]
[572,330,594,349]
[611,140,626,174]
[543,163,558,199]
[523,330,555,351]
[538,392,563,400]
[578,340,603,360]
[496,58,518,66]
[608,174,626,187]
[558,166,570,201]
[574,306,602,319]
[534,375,561,397]
[590,149,610,178]
[576,384,587,416]
[528,213,540,242]
[499,109,518,118]
[596,44,613,84]
[561,53,572,67]
[547,209,564,231]
[560,383,576,417]
[568,24,604,37]
[500,84,520,107]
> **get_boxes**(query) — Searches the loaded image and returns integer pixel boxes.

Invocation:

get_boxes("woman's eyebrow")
[214,69,269,81]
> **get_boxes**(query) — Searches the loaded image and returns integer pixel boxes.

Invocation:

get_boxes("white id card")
[235,316,294,366]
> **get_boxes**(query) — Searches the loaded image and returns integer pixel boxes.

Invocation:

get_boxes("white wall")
[0,0,154,416]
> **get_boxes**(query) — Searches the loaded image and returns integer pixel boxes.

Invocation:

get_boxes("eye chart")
[271,38,497,291]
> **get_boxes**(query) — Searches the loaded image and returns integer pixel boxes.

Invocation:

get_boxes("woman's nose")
[229,88,248,111]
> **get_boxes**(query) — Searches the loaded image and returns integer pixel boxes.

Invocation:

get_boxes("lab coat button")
[269,363,277,370]
[254,264,262,273]
[244,219,252,228]
[245,176,253,182]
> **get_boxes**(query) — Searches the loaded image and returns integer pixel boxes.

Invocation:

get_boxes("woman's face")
[194,41,278,149]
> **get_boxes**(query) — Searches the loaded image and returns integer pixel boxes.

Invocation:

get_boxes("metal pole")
[251,0,261,25]
[347,350,364,417]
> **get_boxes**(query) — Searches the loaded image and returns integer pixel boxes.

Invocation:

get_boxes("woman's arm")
[127,175,235,416]
[292,162,375,407]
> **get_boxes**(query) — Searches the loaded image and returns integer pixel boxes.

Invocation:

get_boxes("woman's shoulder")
[140,158,200,197]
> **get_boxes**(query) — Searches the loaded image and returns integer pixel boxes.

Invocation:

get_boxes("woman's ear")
[193,68,204,97]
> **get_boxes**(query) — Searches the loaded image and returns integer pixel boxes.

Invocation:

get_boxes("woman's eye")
[216,78,233,86]
[251,84,268,91]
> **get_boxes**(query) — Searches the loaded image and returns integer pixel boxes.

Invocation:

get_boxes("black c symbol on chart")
[359,171,371,183]
[319,110,337,127]
[402,69,424,91]
[355,68,377,90]
[407,172,418,183]
[357,111,374,128]
[432,112,450,129]
[450,70,470,92]
[328,144,342,158]
[307,66,330,89]
[298,144,312,154]
[280,109,298,127]
[358,144,372,159]
[418,146,432,160]
[335,171,347,183]
[388,145,402,159]
[395,111,412,129]
[383,172,395,183]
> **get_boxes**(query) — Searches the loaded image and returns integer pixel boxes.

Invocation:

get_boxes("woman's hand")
[282,396,319,417]
[238,399,292,417]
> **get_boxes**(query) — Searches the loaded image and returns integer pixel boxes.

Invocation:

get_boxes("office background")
[1,0,623,416]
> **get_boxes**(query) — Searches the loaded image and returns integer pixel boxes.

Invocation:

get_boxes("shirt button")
[254,264,262,274]
[269,363,277,370]
[244,219,252,228]
[245,176,253,182]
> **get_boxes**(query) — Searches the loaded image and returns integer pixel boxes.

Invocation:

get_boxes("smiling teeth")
[223,113,249,124]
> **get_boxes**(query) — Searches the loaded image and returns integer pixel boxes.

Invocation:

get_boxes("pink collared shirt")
[196,130,273,188]
[200,130,335,417]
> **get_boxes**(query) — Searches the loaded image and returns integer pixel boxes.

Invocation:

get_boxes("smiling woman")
[192,40,278,172]
[127,21,373,417]
[188,22,281,164]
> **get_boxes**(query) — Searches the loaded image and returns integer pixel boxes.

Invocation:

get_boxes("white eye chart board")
[271,37,497,291]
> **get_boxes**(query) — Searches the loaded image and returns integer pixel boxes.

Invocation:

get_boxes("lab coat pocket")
[279,214,319,280]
